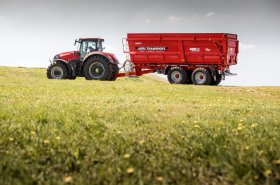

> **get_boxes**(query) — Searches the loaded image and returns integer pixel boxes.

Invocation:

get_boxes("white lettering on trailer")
[146,47,166,51]
[136,46,167,51]
[189,48,200,52]
[137,47,146,51]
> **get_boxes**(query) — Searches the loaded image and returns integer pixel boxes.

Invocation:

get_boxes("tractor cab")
[75,38,105,60]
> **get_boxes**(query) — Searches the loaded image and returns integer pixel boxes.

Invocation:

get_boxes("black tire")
[108,63,119,81]
[191,68,213,85]
[84,56,112,80]
[47,63,69,79]
[69,75,76,80]
[210,73,222,86]
[167,67,189,84]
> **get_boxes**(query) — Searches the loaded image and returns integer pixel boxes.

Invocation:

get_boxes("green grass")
[0,66,279,185]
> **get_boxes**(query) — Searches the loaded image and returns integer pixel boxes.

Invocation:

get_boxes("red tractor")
[47,38,119,80]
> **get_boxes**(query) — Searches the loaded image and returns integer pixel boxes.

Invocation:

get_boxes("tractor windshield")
[81,41,96,53]
[79,40,104,59]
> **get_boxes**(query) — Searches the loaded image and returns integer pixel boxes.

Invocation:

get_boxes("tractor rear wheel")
[47,63,69,79]
[69,75,77,80]
[84,56,113,80]
[167,67,189,84]
[191,68,213,85]
[108,63,119,81]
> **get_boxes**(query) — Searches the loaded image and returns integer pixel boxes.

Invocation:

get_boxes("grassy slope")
[0,66,279,185]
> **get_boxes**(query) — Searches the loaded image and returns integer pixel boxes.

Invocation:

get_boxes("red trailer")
[121,33,239,85]
[47,33,238,85]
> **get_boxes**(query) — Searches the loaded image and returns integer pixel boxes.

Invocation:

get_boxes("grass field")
[0,66,279,185]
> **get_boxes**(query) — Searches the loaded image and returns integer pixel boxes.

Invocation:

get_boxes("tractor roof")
[79,38,104,41]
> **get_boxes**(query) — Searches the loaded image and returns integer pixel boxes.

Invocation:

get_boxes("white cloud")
[205,12,215,17]
[240,42,258,50]
[145,19,151,23]
[168,16,183,22]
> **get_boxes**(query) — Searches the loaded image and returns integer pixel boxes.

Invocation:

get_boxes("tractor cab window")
[87,41,96,52]
[80,40,97,59]
[81,41,96,53]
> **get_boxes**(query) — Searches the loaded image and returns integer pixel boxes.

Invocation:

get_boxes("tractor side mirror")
[74,39,79,46]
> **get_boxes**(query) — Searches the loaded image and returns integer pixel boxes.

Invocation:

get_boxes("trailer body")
[122,33,238,84]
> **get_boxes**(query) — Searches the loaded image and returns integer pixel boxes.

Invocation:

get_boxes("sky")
[0,0,279,86]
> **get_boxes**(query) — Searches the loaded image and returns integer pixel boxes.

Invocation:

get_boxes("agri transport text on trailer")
[47,33,239,85]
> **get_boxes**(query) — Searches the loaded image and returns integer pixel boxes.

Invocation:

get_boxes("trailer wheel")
[191,68,213,85]
[84,56,112,80]
[210,73,222,86]
[47,63,69,79]
[167,67,189,84]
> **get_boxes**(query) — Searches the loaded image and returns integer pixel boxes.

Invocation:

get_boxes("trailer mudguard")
[164,66,172,75]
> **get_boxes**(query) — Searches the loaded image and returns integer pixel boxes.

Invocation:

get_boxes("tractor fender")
[83,52,118,65]
[53,59,74,75]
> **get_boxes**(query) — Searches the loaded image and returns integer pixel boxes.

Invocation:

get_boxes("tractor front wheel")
[47,63,69,79]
